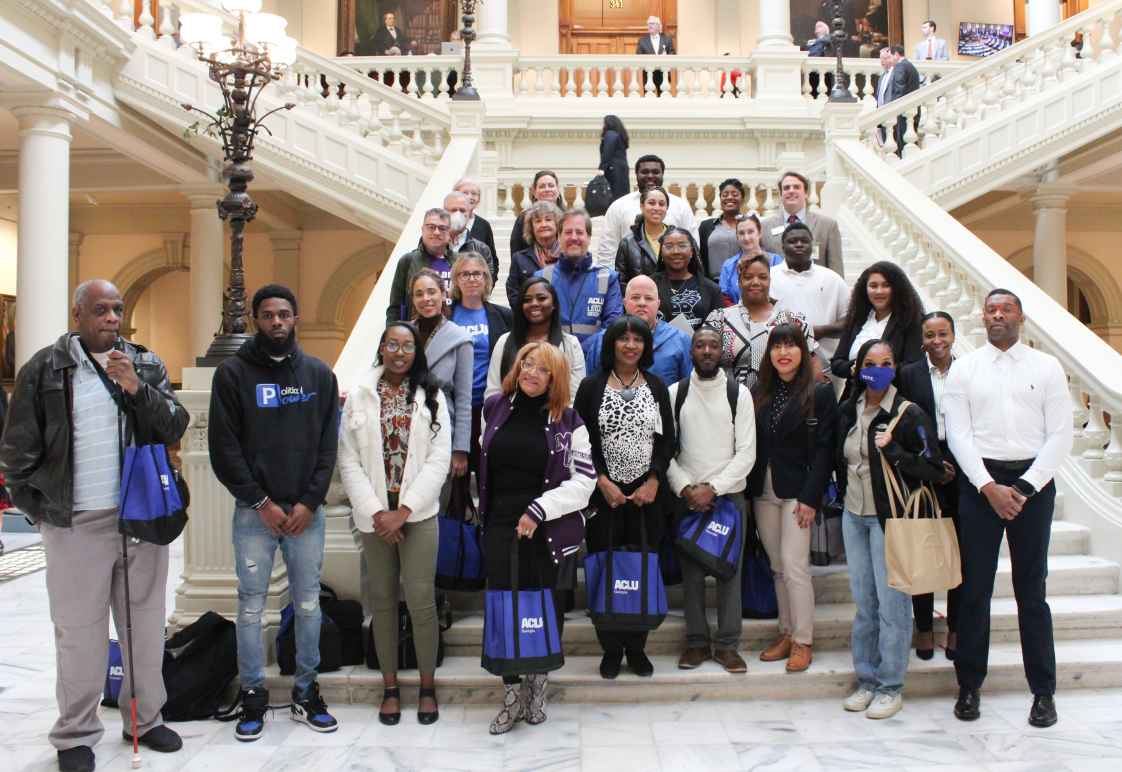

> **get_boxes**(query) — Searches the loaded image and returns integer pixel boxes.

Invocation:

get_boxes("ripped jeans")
[233,505,326,695]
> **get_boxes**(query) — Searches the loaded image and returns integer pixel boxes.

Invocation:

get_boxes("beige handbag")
[878,402,963,596]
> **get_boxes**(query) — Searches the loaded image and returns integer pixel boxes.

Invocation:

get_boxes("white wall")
[0,220,16,296]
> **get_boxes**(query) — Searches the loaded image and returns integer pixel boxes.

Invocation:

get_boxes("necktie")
[927,39,934,59]
[787,214,798,225]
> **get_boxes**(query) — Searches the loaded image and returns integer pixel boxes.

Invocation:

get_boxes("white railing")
[834,140,1122,516]
[512,55,752,100]
[339,55,462,101]
[857,0,1122,161]
[801,58,967,109]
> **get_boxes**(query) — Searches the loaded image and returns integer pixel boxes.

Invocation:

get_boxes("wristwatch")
[1011,479,1037,498]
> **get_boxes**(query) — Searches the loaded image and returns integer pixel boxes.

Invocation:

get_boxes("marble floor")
[3,544,1122,771]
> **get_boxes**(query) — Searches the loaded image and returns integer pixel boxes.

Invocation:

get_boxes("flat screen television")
[957,22,1015,58]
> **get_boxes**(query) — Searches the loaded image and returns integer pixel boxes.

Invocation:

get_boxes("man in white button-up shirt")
[943,289,1073,730]
[596,154,697,268]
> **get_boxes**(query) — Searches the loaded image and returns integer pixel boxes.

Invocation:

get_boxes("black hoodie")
[208,335,339,511]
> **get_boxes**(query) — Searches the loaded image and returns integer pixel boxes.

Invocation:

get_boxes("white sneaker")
[866,692,903,719]
[843,685,876,712]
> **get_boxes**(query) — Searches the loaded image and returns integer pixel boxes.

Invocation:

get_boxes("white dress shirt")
[926,353,950,441]
[943,341,1073,492]
[649,34,662,54]
[768,261,850,359]
[878,66,894,105]
[848,310,891,360]
[596,190,697,267]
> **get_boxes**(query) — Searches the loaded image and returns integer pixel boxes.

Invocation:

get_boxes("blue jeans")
[233,505,325,695]
[843,509,913,695]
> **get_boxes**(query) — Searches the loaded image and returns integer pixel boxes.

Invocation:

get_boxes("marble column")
[13,107,73,370]
[757,0,794,48]
[184,189,225,360]
[1029,0,1063,36]
[1031,183,1072,307]
[267,229,303,298]
[475,0,510,49]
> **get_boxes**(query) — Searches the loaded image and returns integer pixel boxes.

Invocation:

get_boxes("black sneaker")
[234,687,270,742]
[57,746,94,772]
[122,724,183,753]
[291,682,339,733]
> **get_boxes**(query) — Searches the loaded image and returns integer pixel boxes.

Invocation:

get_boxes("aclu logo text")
[706,521,731,537]
[613,579,639,594]
[521,616,544,633]
[256,384,317,408]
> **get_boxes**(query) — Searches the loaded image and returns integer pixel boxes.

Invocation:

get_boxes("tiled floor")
[4,542,1122,771]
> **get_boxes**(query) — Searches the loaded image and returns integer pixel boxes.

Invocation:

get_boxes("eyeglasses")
[459,271,485,280]
[422,223,450,234]
[382,341,416,354]
[519,361,548,375]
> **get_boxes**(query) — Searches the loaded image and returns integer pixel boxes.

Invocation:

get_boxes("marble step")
[438,594,1122,657]
[445,553,1119,611]
[265,637,1122,706]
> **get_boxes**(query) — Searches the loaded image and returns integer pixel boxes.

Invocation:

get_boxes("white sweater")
[484,332,585,406]
[667,370,758,497]
[337,366,452,531]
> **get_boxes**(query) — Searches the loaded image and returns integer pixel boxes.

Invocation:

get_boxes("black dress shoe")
[945,648,957,662]
[417,687,440,725]
[1029,694,1058,728]
[599,652,622,679]
[626,649,654,677]
[122,725,183,753]
[379,687,402,726]
[954,687,981,721]
[916,647,934,661]
[58,746,95,772]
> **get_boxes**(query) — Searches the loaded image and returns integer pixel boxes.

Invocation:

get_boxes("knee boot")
[526,673,548,725]
[489,680,525,735]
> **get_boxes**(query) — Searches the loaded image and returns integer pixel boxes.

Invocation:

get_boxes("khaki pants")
[753,468,814,645]
[41,508,169,750]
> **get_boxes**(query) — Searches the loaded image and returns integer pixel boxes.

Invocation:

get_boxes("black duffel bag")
[277,582,367,675]
[162,611,238,721]
[365,601,446,671]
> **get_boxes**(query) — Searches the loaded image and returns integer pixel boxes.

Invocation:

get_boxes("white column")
[1031,186,1071,307]
[475,0,510,49]
[185,190,225,360]
[757,0,794,48]
[1029,0,1063,36]
[267,230,303,298]
[13,107,73,370]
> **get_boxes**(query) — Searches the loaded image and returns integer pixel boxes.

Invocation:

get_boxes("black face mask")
[256,329,296,357]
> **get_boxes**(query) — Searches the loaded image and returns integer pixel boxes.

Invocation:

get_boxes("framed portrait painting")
[0,294,14,383]
[789,0,904,58]
[337,0,458,56]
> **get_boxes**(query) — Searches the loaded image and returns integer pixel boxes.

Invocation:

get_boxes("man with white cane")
[0,280,189,772]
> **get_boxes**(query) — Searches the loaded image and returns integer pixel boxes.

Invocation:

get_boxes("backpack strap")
[673,377,690,429]
[674,376,738,443]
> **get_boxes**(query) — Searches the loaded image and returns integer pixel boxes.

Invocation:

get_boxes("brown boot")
[677,646,710,670]
[759,635,792,662]
[786,642,813,673]
[713,648,748,674]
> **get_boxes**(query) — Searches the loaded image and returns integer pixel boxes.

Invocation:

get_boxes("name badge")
[770,225,786,236]
[586,296,603,317]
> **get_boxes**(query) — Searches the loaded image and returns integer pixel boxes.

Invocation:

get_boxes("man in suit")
[636,16,674,96]
[454,178,498,268]
[759,171,844,278]
[366,11,410,56]
[915,19,950,61]
[806,21,833,57]
[888,45,921,154]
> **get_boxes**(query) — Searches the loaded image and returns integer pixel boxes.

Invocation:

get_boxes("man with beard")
[597,155,698,267]
[443,190,497,282]
[0,279,189,772]
[208,284,341,743]
[667,324,756,673]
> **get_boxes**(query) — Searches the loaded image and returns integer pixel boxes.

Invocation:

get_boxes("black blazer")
[636,34,675,55]
[830,314,924,381]
[888,58,921,101]
[834,389,945,529]
[748,382,839,507]
[895,359,936,429]
[469,216,498,272]
[598,130,629,200]
[506,247,545,309]
[509,211,530,258]
[574,371,676,503]
[368,26,408,56]
[483,302,512,356]
[456,237,497,283]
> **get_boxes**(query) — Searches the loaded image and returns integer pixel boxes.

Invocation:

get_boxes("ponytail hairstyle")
[377,321,443,437]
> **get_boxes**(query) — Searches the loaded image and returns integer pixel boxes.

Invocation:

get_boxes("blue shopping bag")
[677,495,743,580]
[101,639,124,708]
[481,538,564,677]
[436,480,485,591]
[584,507,667,631]
[118,443,188,545]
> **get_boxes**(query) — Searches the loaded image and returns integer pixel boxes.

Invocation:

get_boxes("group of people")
[0,160,1072,771]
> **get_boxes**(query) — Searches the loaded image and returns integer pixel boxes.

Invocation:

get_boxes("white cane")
[121,533,142,769]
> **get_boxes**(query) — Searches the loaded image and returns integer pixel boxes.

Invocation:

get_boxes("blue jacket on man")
[583,319,692,387]
[535,254,623,361]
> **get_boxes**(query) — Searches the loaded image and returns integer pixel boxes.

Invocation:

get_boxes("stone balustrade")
[340,55,462,100]
[858,0,1122,162]
[512,56,752,100]
[801,58,966,109]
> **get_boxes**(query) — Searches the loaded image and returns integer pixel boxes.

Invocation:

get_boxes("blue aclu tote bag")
[436,480,485,591]
[677,495,743,580]
[118,443,188,545]
[481,538,564,677]
[101,639,124,707]
[584,507,667,631]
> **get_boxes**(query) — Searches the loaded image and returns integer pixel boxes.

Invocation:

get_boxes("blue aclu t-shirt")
[452,304,489,406]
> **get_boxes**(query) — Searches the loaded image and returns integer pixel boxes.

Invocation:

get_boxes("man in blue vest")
[584,274,691,386]
[535,208,623,364]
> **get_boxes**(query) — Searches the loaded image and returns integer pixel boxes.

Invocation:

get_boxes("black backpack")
[277,583,364,675]
[162,611,238,721]
[673,375,739,441]
[585,173,614,217]
[365,602,446,671]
